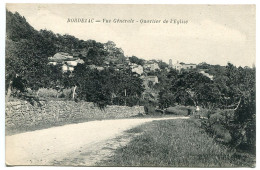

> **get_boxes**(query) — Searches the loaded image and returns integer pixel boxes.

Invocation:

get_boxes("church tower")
[169,59,173,67]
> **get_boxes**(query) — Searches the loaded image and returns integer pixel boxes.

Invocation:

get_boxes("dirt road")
[6,116,189,166]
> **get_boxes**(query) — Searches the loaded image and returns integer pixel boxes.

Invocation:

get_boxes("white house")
[199,70,214,80]
[49,52,73,62]
[144,62,160,71]
[62,65,68,72]
[131,65,144,75]
[66,60,78,67]
[48,62,57,66]
[48,52,85,72]
[172,61,196,71]
[173,62,182,71]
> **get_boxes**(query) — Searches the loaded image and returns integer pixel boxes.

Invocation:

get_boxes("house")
[172,61,196,71]
[68,66,74,71]
[131,64,144,75]
[199,70,214,80]
[62,65,68,72]
[48,52,74,62]
[49,62,57,66]
[88,65,105,71]
[144,61,160,71]
[62,65,74,72]
[48,52,84,72]
[173,62,182,71]
[142,76,159,88]
[66,60,78,67]
[147,76,159,84]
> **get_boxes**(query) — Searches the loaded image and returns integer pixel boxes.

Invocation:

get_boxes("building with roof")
[88,65,104,71]
[172,61,196,71]
[199,70,214,80]
[131,64,144,75]
[142,76,159,88]
[144,62,160,71]
[48,52,84,72]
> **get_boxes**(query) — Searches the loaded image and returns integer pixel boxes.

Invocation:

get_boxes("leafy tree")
[129,56,145,66]
[69,65,144,108]
[104,41,125,64]
[158,60,168,69]
[223,64,256,149]
[169,71,220,107]
[6,10,56,102]
[5,38,53,101]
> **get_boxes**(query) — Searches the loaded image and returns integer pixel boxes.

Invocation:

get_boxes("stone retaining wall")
[6,100,144,132]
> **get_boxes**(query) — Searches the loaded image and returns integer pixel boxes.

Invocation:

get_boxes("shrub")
[126,96,140,107]
[37,88,58,98]
[140,98,160,115]
[211,124,232,143]
[202,109,235,145]
[165,105,195,116]
[37,88,73,99]
[144,104,157,115]
[59,88,72,99]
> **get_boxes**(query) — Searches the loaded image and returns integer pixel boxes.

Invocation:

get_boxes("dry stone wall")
[6,100,144,132]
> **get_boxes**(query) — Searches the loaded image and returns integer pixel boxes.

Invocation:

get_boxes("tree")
[5,38,53,102]
[82,41,108,66]
[223,64,256,148]
[158,60,168,69]
[169,71,217,107]
[129,56,145,66]
[6,10,57,102]
[103,41,125,65]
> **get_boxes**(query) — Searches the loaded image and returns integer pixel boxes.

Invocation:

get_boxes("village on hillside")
[48,52,214,90]
[5,7,256,167]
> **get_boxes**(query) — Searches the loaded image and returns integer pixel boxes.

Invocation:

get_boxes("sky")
[6,4,256,67]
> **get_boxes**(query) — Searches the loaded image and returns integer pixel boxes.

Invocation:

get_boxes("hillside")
[5,9,256,166]
[6,10,127,65]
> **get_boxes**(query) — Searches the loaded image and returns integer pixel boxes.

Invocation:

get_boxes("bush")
[165,105,195,116]
[142,100,160,115]
[37,88,73,99]
[126,96,140,107]
[144,104,157,115]
[59,88,72,99]
[211,124,232,143]
[37,88,58,98]
[140,98,159,115]
[202,109,235,144]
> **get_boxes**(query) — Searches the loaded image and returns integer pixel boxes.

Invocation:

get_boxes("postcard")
[5,4,256,167]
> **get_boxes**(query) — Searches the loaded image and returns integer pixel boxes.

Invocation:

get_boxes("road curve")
[6,116,189,166]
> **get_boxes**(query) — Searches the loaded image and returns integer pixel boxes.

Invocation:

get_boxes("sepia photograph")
[4,3,256,167]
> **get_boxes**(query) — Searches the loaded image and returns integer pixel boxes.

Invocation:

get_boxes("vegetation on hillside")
[5,10,255,160]
[154,63,256,152]
[5,10,145,108]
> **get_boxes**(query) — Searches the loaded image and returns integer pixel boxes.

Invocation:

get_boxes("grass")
[97,119,255,167]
